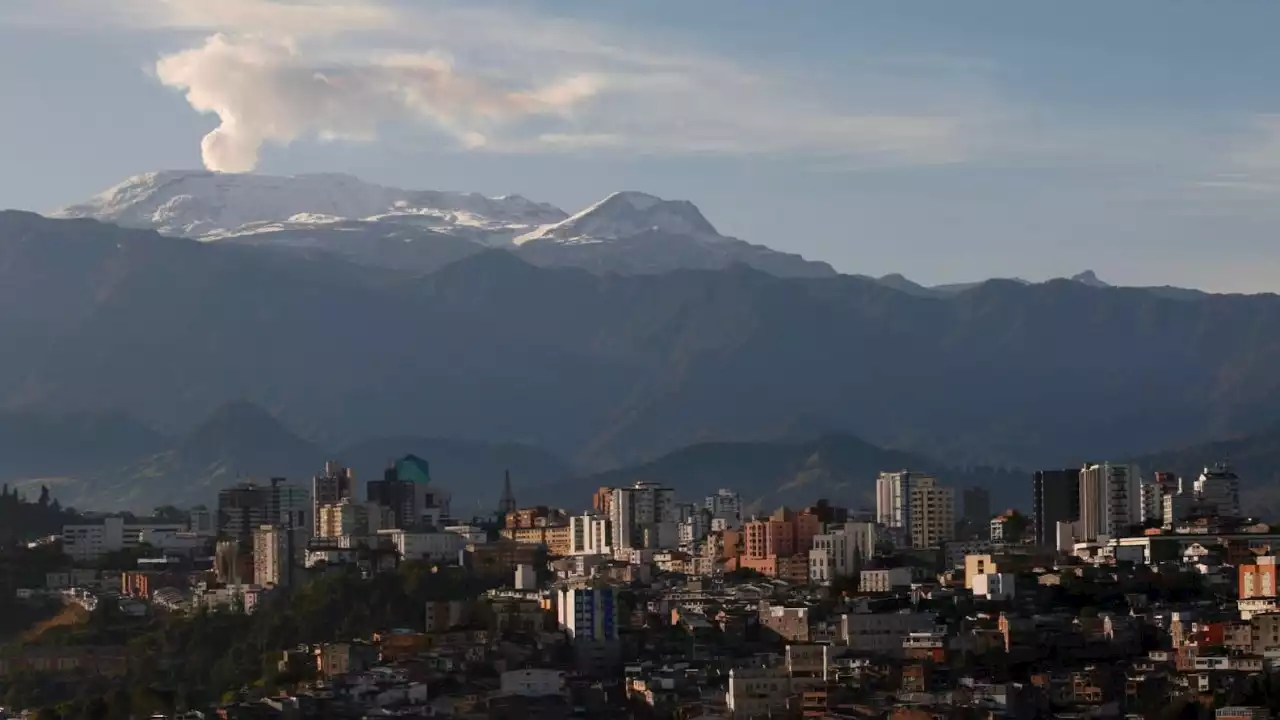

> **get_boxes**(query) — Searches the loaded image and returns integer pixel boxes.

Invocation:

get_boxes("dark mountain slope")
[5,212,1280,469]
[538,433,1021,513]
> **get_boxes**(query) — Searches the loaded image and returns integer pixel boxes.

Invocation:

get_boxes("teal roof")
[396,455,431,483]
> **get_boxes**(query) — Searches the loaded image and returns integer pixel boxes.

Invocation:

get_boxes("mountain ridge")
[5,212,1280,471]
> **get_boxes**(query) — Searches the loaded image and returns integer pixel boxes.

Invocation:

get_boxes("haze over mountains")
[2,170,1278,511]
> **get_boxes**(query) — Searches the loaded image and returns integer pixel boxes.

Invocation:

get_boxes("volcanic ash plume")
[155,34,601,172]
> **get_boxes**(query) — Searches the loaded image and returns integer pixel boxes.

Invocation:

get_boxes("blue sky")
[3,0,1280,292]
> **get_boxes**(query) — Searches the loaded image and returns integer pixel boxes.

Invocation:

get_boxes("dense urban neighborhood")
[0,456,1276,720]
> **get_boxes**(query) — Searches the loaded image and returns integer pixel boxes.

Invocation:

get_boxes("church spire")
[497,469,517,516]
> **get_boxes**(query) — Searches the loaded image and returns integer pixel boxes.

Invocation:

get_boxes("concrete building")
[908,476,955,549]
[859,567,913,593]
[60,518,187,563]
[316,498,390,539]
[808,522,881,585]
[726,667,790,717]
[569,512,611,556]
[311,461,354,537]
[609,482,678,551]
[378,528,465,562]
[705,488,742,530]
[1032,469,1081,548]
[253,524,301,588]
[1196,462,1241,518]
[1240,556,1279,600]
[972,573,1016,601]
[840,611,939,657]
[1078,463,1139,542]
[876,470,920,541]
[556,586,621,670]
[218,478,309,544]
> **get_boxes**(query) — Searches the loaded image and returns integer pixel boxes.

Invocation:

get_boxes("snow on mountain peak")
[516,190,720,245]
[54,170,568,240]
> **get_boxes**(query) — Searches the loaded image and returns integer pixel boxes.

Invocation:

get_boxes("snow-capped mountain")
[54,172,838,278]
[517,191,720,245]
[514,190,835,277]
[54,170,566,244]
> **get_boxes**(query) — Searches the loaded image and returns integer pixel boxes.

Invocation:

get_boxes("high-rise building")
[317,498,390,539]
[705,489,742,530]
[1140,472,1180,525]
[1078,463,1140,542]
[876,471,954,549]
[312,462,354,537]
[609,482,678,551]
[907,477,955,549]
[1032,469,1081,547]
[569,512,611,555]
[875,471,918,534]
[556,586,621,670]
[1195,462,1241,518]
[592,487,614,516]
[253,524,297,588]
[366,455,451,530]
[218,477,309,544]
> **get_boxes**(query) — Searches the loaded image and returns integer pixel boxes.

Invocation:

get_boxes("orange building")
[1240,556,1279,599]
[592,487,614,516]
[740,507,824,582]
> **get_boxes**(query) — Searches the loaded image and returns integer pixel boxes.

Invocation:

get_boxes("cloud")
[9,0,998,171]
[1189,116,1280,199]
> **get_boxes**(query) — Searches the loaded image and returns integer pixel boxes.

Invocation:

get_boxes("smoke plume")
[155,34,601,172]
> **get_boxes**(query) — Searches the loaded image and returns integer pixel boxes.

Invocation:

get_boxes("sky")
[3,0,1280,292]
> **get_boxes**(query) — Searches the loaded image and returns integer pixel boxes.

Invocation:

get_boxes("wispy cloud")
[7,0,1000,172]
[1192,115,1280,198]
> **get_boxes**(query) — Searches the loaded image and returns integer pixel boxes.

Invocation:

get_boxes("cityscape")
[8,2,1280,719]
[0,454,1276,719]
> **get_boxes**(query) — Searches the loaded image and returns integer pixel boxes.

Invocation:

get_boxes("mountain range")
[55,171,1150,290]
[53,171,837,278]
[4,202,1280,479]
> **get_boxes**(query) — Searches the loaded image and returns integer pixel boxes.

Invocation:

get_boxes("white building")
[972,573,1016,601]
[609,482,678,551]
[378,529,464,562]
[1078,463,1140,542]
[809,522,881,585]
[514,564,537,590]
[499,669,566,698]
[569,512,611,555]
[705,489,742,530]
[444,525,487,544]
[61,517,187,563]
[859,567,914,593]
